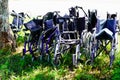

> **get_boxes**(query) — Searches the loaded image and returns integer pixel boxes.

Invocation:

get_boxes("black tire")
[38,32,56,62]
[53,54,62,66]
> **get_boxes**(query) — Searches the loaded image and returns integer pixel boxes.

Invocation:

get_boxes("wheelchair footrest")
[60,39,80,44]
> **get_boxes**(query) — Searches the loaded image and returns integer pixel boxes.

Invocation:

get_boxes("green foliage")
[0,48,11,56]
[112,68,120,80]
[32,72,54,80]
[16,32,25,46]
[111,51,120,80]
[0,50,120,80]
[75,72,97,80]
[62,51,73,66]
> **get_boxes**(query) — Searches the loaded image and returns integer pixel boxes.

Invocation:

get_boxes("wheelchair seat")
[24,19,42,32]
[95,28,113,40]
[95,19,116,40]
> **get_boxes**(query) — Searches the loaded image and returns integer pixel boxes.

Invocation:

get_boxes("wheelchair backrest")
[102,19,116,35]
[107,12,117,20]
[87,10,97,32]
[75,17,85,34]
[96,12,117,35]
[24,19,42,32]
[12,12,25,27]
[44,19,54,30]
[57,15,85,36]
[69,7,79,17]
[43,12,54,21]
[96,19,117,35]
[33,19,43,27]
[43,12,59,30]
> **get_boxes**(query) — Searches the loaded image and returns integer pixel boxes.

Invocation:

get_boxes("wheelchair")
[87,12,118,67]
[10,10,30,47]
[68,6,94,62]
[53,6,87,66]
[82,9,98,61]
[10,10,26,38]
[37,11,60,62]
[22,18,43,61]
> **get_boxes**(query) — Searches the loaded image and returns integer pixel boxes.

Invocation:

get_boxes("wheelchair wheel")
[85,33,98,65]
[109,39,115,67]
[52,40,62,66]
[109,49,115,67]
[53,39,71,66]
[38,37,43,60]
[89,35,96,64]
[38,36,47,61]
[22,32,30,59]
[85,32,92,60]
[53,54,62,66]
[38,34,55,62]
[28,33,38,61]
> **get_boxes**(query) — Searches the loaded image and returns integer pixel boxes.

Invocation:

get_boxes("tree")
[0,0,16,51]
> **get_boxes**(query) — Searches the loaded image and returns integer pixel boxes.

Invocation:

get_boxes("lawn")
[0,32,120,80]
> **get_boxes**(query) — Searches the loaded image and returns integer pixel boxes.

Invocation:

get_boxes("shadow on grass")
[0,48,78,79]
[33,72,54,80]
[0,52,55,79]
[111,51,120,80]
[0,49,120,80]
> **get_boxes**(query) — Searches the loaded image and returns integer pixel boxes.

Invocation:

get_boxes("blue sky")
[9,0,120,19]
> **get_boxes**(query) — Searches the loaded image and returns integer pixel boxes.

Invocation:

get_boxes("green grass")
[0,42,120,80]
[1,17,120,79]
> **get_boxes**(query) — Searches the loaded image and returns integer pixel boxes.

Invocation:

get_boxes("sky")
[9,0,120,19]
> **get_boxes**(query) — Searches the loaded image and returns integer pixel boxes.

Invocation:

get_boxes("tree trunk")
[0,0,16,51]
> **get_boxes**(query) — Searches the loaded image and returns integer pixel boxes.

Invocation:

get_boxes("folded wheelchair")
[68,6,94,62]
[22,18,43,60]
[53,6,86,66]
[82,9,98,60]
[10,10,27,38]
[10,10,30,47]
[37,11,60,61]
[87,12,118,67]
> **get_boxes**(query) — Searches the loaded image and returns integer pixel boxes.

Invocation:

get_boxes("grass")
[0,36,120,80]
[1,18,120,79]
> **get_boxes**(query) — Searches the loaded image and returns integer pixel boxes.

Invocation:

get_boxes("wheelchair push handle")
[25,13,31,19]
[53,11,60,14]
[10,10,25,19]
[75,6,82,9]
[12,10,15,13]
[52,11,61,17]
[75,6,88,17]
[10,10,31,20]
[10,10,17,17]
